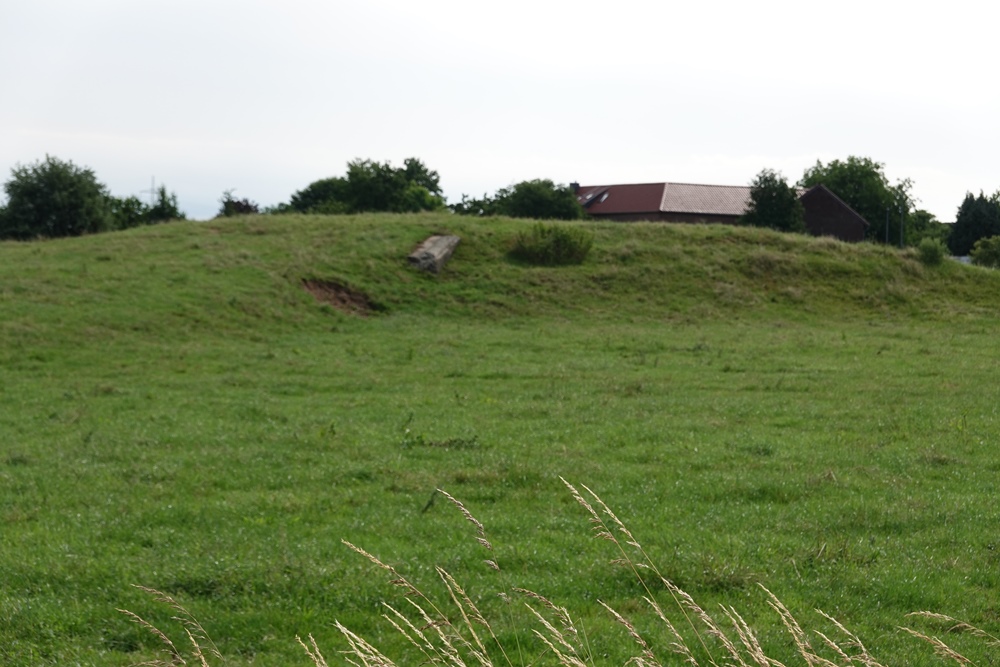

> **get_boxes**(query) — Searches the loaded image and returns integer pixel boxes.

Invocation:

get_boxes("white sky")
[2,0,998,222]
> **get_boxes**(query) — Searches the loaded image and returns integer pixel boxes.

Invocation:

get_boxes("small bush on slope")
[970,235,1000,268]
[509,223,593,266]
[918,237,947,267]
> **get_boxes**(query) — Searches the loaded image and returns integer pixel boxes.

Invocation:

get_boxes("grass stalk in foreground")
[117,585,223,667]
[122,482,993,667]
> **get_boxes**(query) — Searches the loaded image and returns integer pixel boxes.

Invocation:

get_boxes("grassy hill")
[2,212,997,332]
[3,213,1000,666]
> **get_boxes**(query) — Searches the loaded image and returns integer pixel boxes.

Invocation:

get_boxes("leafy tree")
[452,180,584,220]
[799,156,911,243]
[342,158,445,213]
[108,185,184,229]
[0,155,112,239]
[449,193,499,217]
[146,185,185,222]
[286,158,444,214]
[217,190,260,217]
[289,177,348,213]
[906,209,950,247]
[398,182,444,213]
[344,159,410,212]
[402,157,442,197]
[949,192,1000,256]
[496,180,584,220]
[740,169,805,233]
[108,195,150,230]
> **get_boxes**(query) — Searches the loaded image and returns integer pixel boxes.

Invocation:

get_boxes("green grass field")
[3,213,1000,666]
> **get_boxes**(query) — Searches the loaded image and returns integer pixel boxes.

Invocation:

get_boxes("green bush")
[451,179,584,220]
[1,155,112,239]
[109,186,185,229]
[217,189,259,217]
[970,235,1000,268]
[286,158,444,214]
[146,185,185,223]
[917,237,947,266]
[108,195,149,230]
[508,223,593,266]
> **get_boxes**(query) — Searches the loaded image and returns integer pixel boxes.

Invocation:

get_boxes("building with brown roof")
[574,182,869,242]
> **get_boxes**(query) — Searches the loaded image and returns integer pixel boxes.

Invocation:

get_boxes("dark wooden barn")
[797,184,869,242]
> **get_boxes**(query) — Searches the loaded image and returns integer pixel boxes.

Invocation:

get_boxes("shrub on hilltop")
[110,185,186,229]
[452,179,584,220]
[217,189,260,217]
[0,155,185,238]
[285,157,445,214]
[0,155,112,239]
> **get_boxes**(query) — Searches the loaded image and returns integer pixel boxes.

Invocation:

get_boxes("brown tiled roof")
[577,182,751,216]
[576,183,666,214]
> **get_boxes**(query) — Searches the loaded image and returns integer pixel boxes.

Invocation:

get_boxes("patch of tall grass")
[508,223,593,266]
[124,481,992,667]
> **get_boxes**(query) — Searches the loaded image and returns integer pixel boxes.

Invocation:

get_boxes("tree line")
[740,157,1000,258]
[267,158,582,221]
[0,155,185,240]
[0,155,583,240]
[741,157,946,246]
[3,154,1000,260]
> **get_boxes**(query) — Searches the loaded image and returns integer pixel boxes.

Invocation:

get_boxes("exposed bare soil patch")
[302,279,380,316]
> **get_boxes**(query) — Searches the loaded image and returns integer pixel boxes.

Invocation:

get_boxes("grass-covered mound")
[2,213,1000,666]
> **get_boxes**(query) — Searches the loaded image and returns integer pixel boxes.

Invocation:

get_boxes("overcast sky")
[3,1,997,221]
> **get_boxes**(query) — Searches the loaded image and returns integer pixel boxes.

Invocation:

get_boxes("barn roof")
[576,182,752,216]
[576,183,664,214]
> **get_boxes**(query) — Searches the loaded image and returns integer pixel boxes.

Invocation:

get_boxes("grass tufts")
[117,586,223,667]
[118,482,1000,667]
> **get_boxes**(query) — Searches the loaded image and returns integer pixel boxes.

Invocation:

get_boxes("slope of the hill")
[1,212,997,350]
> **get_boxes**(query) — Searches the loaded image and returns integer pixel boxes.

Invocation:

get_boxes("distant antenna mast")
[140,177,156,207]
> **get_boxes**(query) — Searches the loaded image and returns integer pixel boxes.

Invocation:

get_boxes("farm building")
[573,181,869,242]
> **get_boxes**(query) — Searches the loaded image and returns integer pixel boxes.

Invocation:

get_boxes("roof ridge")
[658,183,669,212]
[578,182,665,189]
[580,181,751,189]
[664,181,750,189]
